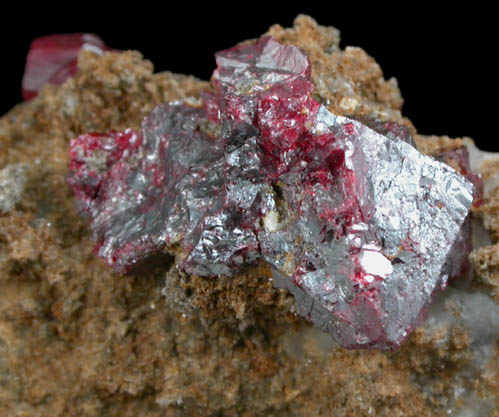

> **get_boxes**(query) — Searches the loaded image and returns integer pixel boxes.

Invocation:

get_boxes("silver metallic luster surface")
[69,35,476,350]
[87,103,228,273]
[260,108,474,349]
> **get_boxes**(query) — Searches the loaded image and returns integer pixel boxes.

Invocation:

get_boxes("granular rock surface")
[0,15,498,417]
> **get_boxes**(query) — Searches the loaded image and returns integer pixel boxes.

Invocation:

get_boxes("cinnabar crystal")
[67,36,474,350]
[22,33,109,100]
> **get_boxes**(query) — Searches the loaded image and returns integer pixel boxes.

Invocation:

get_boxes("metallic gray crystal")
[70,36,476,350]
[261,107,474,349]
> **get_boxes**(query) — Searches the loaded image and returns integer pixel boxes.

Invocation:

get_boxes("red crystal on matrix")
[66,35,475,350]
[22,34,109,100]
[67,129,142,215]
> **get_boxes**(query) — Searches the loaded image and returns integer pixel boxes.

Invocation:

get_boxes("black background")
[2,6,496,151]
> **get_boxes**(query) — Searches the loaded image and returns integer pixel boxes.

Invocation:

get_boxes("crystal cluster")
[22,33,109,100]
[67,36,474,350]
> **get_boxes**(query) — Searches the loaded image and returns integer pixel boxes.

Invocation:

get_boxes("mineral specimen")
[4,15,499,417]
[22,33,109,100]
[67,35,474,350]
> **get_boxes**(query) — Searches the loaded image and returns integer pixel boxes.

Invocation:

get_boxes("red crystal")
[67,129,142,215]
[22,34,109,100]
[66,35,475,351]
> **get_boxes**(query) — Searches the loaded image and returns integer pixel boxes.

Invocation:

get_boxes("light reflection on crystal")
[68,35,475,350]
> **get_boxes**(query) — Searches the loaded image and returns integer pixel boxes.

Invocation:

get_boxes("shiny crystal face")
[68,36,474,350]
[22,34,109,100]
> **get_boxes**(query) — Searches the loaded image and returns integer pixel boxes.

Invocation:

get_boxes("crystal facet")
[22,34,109,100]
[68,36,474,350]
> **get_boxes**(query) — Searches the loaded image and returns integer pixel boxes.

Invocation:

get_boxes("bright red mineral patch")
[22,33,109,100]
[63,35,475,350]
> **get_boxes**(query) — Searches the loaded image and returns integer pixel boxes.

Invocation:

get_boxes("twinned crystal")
[68,36,474,350]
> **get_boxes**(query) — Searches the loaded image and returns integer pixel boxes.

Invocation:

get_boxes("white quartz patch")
[0,164,27,213]
[359,245,393,278]
[263,210,280,232]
